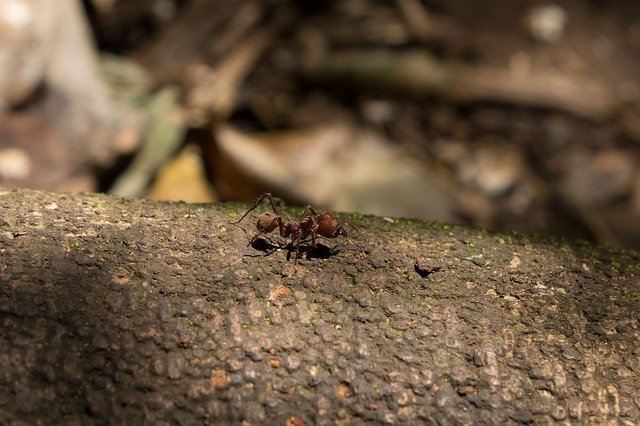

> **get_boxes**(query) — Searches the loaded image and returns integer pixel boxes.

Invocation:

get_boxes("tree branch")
[0,188,638,423]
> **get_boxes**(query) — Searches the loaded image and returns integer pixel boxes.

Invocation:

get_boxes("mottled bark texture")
[1,189,639,424]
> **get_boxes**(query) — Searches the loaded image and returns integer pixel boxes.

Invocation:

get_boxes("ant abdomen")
[257,212,279,233]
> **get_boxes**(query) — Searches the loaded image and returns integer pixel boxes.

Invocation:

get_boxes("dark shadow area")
[414,261,442,278]
[303,242,339,260]
[1,245,126,421]
[248,237,281,255]
[0,226,227,423]
[247,237,341,262]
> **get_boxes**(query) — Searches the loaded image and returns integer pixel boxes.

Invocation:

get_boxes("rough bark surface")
[1,188,639,424]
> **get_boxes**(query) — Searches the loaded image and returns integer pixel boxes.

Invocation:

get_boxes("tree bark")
[0,188,639,424]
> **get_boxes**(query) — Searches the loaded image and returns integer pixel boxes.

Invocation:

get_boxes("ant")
[231,192,360,262]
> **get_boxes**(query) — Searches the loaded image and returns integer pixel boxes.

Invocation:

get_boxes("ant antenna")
[230,192,280,224]
[342,220,358,232]
[339,219,365,254]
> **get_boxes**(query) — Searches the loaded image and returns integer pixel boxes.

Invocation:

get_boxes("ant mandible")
[231,192,358,262]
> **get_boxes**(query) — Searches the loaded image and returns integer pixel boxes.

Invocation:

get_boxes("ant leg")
[299,205,319,218]
[274,216,289,240]
[298,206,319,248]
[230,192,273,224]
[265,193,282,215]
[310,222,318,248]
[293,233,304,263]
[346,235,365,253]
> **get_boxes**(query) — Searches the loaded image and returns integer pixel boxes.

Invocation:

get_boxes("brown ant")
[231,192,360,262]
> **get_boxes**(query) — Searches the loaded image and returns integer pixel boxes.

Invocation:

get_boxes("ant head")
[316,212,359,239]
[316,211,341,238]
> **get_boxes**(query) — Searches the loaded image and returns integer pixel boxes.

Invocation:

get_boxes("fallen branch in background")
[301,49,619,121]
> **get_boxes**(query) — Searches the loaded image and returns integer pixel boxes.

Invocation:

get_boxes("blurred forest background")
[1,0,640,248]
